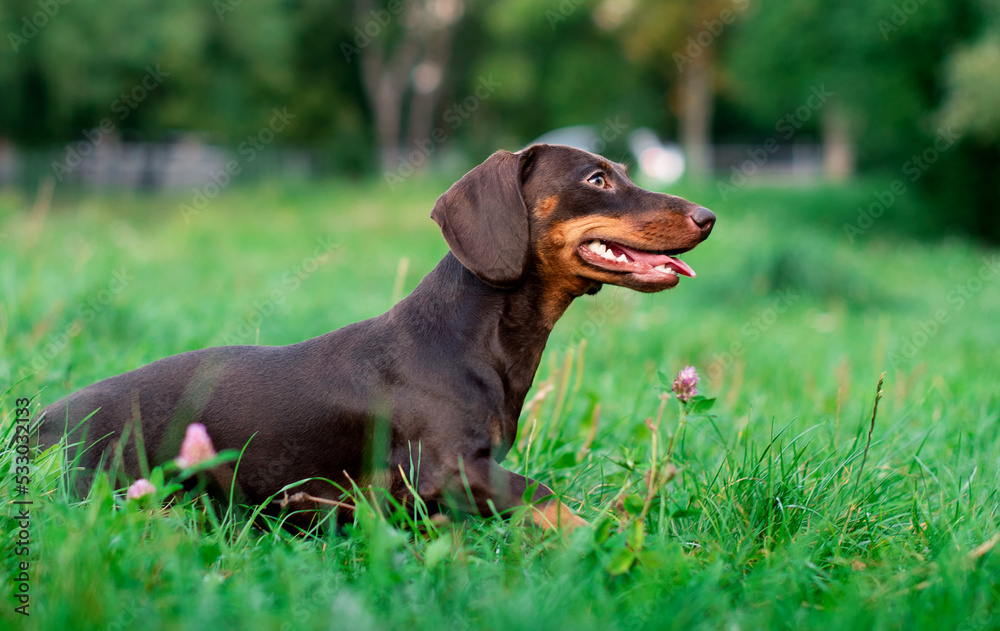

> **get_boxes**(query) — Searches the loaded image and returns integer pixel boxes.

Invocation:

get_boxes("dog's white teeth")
[617,254,628,263]
[601,249,617,261]
[587,240,603,253]
[654,264,677,275]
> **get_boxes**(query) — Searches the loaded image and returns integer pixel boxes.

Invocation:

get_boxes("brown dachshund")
[36,143,715,530]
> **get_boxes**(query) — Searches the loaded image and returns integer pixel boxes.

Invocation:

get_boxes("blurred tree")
[2,0,998,243]
[1,0,297,141]
[940,31,1000,140]
[286,0,373,171]
[0,0,377,171]
[934,0,1000,241]
[453,0,670,157]
[724,0,970,178]
[351,0,464,169]
[610,0,747,179]
[724,0,1000,241]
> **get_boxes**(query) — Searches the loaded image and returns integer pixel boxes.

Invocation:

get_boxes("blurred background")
[5,4,1000,625]
[1,0,998,242]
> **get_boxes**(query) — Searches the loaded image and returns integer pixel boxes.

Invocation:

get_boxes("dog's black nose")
[691,206,715,231]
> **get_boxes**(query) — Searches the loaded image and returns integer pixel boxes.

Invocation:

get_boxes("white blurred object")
[531,125,685,186]
[628,128,685,185]
[532,126,600,151]
[412,62,443,94]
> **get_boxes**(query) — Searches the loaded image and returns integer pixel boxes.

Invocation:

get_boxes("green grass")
[2,174,999,630]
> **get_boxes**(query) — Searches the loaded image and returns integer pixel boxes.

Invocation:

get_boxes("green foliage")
[721,0,1000,241]
[941,35,1000,141]
[4,0,1000,240]
[0,0,362,152]
[2,177,999,629]
[725,0,969,156]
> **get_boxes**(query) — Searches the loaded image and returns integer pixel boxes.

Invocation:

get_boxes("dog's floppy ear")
[431,149,531,288]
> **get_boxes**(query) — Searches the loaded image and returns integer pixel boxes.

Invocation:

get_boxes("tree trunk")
[356,0,463,172]
[406,1,463,156]
[371,73,405,170]
[821,100,855,181]
[679,48,714,180]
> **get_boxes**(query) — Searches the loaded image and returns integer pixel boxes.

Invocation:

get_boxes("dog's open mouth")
[577,238,695,284]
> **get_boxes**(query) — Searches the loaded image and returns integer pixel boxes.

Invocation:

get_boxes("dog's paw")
[531,500,589,532]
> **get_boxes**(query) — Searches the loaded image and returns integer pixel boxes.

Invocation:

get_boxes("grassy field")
[2,172,999,630]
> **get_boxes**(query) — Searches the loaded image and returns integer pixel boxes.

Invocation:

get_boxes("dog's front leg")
[426,454,587,531]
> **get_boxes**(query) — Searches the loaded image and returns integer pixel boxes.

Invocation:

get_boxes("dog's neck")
[391,253,579,419]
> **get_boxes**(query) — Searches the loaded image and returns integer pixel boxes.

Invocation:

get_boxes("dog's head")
[431,143,714,294]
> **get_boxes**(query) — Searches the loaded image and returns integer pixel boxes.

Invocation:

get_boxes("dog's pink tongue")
[615,243,696,277]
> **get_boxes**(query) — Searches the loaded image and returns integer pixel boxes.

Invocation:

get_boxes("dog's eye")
[587,173,609,188]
